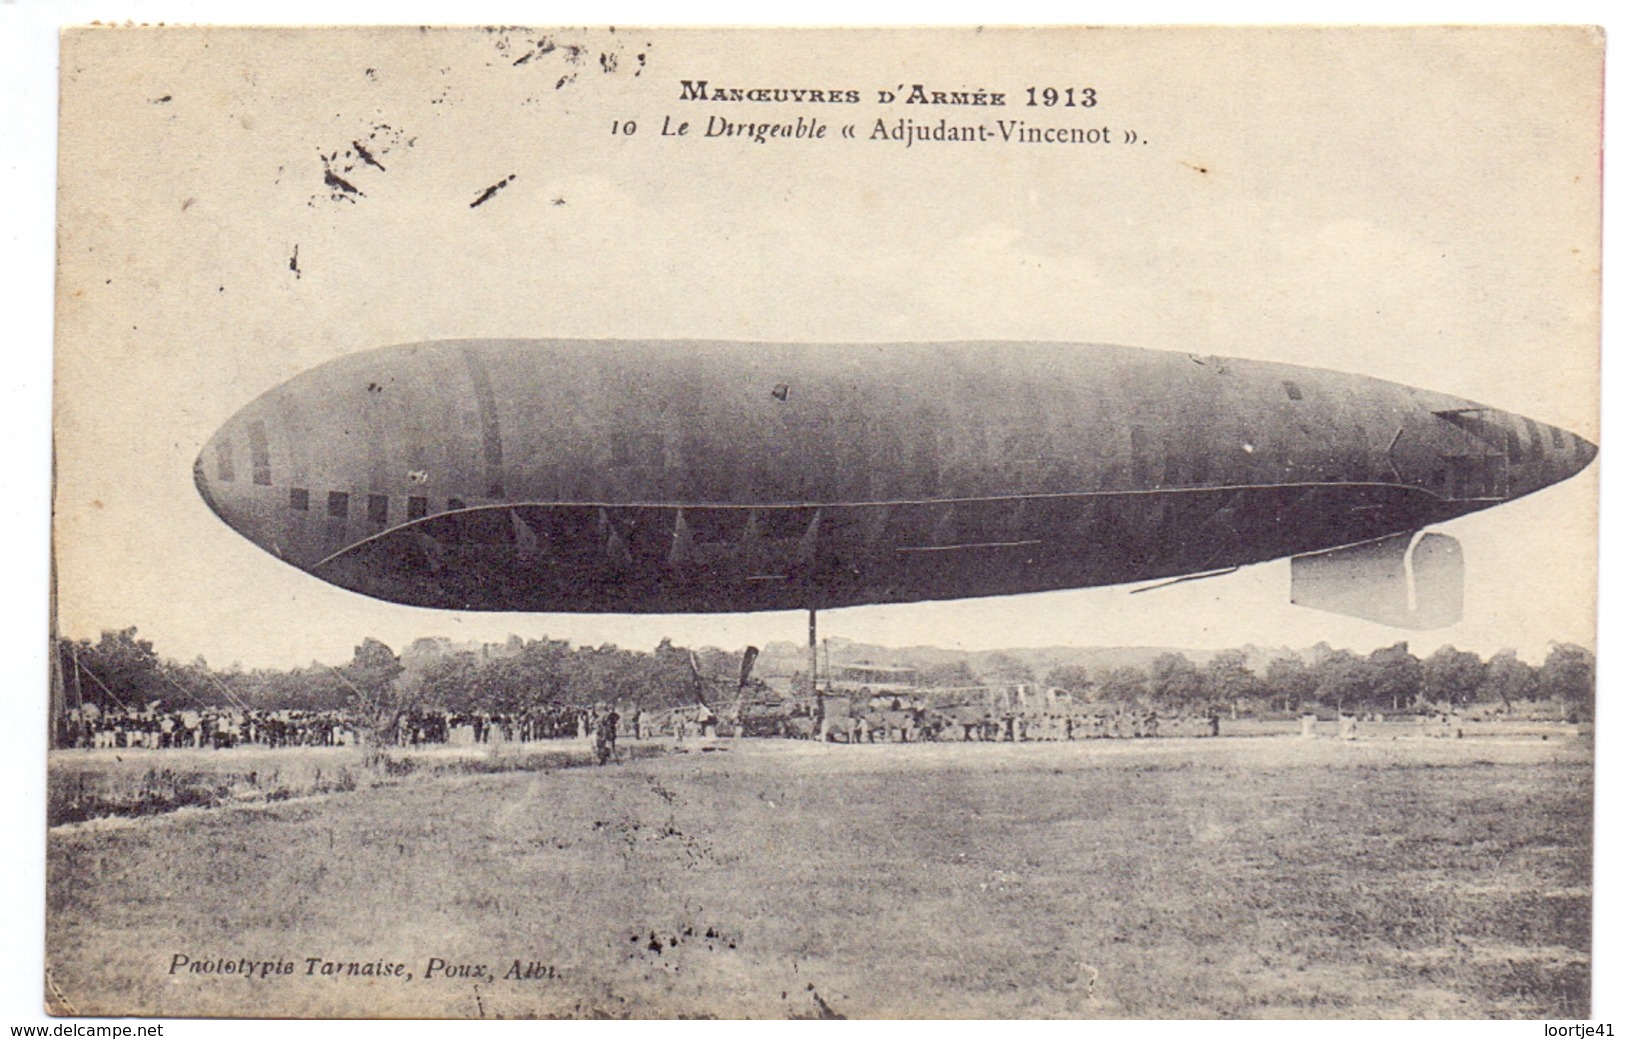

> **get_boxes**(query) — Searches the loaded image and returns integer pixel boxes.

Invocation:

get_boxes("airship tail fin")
[1290,531,1463,630]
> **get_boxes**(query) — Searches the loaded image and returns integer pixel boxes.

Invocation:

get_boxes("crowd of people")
[61,692,1226,753]
[395,706,596,746]
[756,695,1224,743]
[61,702,678,754]
[62,704,356,749]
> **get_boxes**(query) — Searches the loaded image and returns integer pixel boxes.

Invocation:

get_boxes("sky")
[45,26,1599,670]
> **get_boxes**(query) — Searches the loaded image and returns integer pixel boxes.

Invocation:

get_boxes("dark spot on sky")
[289,244,301,280]
[509,34,558,67]
[353,140,385,171]
[312,124,409,204]
[469,174,517,209]
[325,170,362,197]
[150,94,172,104]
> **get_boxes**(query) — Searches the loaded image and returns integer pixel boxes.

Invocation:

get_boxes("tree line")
[53,629,714,738]
[55,627,1595,737]
[1031,642,1594,718]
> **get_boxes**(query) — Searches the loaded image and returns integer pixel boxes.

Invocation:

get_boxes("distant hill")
[749,637,1301,685]
[400,635,525,669]
[410,632,1304,688]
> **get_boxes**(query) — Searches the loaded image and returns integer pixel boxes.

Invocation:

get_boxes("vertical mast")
[807,607,818,696]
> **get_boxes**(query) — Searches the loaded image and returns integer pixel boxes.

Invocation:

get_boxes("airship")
[194,339,1595,630]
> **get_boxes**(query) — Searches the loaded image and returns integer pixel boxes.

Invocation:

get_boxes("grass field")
[45,741,667,827]
[45,730,1591,1019]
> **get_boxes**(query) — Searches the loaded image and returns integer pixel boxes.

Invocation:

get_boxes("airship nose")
[1509,416,1597,497]
[1572,432,1598,472]
[193,449,220,518]
[1397,403,1594,503]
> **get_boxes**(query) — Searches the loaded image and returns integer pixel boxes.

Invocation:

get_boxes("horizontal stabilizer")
[1290,531,1462,630]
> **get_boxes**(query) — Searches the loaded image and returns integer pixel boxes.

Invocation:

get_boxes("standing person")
[593,706,620,765]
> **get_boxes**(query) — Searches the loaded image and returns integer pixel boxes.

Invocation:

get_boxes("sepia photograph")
[22,19,1607,1022]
